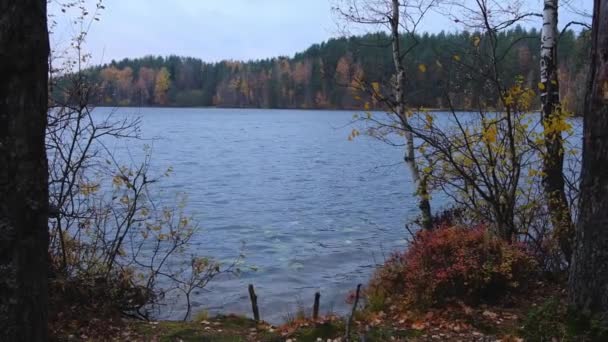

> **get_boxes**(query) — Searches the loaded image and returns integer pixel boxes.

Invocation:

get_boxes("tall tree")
[333,0,434,229]
[154,67,171,105]
[0,0,50,340]
[568,0,608,314]
[540,0,574,262]
[389,0,432,229]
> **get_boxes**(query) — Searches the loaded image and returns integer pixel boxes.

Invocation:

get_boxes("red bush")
[368,225,537,308]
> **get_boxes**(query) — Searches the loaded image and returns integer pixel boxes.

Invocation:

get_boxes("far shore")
[92,105,567,115]
[92,105,586,117]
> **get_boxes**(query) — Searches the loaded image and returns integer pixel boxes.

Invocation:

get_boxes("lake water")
[96,107,458,323]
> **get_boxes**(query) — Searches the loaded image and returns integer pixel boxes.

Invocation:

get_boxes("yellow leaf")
[418,64,427,73]
[112,175,123,187]
[538,82,546,91]
[424,113,434,129]
[504,94,514,106]
[483,125,497,143]
[79,183,100,195]
[472,36,481,47]
[453,55,461,62]
[371,82,381,94]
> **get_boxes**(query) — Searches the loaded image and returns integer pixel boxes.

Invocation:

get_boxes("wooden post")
[313,292,321,320]
[345,284,362,342]
[248,284,260,322]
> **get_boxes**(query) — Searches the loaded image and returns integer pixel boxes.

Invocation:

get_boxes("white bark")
[540,0,574,261]
[390,0,432,229]
[541,0,558,88]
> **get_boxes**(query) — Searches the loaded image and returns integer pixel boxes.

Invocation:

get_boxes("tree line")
[68,27,590,113]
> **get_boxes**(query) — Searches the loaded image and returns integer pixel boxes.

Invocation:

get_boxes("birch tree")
[0,0,50,339]
[568,0,608,315]
[540,0,575,262]
[365,0,556,243]
[389,0,433,230]
[334,0,435,229]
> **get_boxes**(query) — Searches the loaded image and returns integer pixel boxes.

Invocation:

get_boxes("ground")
[52,281,596,341]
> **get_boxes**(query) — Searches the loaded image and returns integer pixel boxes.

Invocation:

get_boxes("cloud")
[50,0,592,64]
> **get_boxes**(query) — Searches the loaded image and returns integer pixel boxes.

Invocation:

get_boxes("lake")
[96,107,461,323]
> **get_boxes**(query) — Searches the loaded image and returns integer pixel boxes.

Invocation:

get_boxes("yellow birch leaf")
[371,82,381,93]
[472,36,481,47]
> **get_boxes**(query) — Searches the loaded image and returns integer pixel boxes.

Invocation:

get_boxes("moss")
[520,298,568,341]
[131,315,281,342]
[134,322,205,342]
[469,318,501,336]
[520,298,608,342]
[290,321,344,341]
[364,327,424,341]
[285,320,423,341]
[192,310,210,322]
[213,315,259,330]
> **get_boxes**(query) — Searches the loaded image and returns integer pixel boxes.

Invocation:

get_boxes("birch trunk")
[540,0,574,262]
[0,0,50,340]
[390,0,432,230]
[568,0,608,314]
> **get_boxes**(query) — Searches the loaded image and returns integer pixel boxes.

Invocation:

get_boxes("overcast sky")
[49,0,592,65]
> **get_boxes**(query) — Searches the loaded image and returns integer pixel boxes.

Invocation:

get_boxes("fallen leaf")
[482,310,498,319]
[412,321,426,331]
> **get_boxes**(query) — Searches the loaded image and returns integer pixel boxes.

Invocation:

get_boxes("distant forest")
[66,27,590,113]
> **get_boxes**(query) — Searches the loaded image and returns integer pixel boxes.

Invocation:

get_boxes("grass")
[129,314,425,342]
[131,315,281,342]
[53,281,608,341]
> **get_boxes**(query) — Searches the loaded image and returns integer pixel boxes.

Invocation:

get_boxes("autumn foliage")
[367,225,537,309]
[61,29,590,112]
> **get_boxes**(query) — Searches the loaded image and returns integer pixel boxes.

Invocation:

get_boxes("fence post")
[248,284,260,322]
[344,284,362,341]
[313,292,321,320]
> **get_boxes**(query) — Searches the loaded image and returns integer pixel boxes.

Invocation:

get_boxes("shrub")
[49,270,154,320]
[520,298,568,341]
[368,225,537,309]
[521,298,608,341]
[365,253,408,310]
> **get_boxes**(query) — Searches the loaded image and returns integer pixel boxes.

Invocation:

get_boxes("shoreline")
[91,105,508,113]
[92,105,585,117]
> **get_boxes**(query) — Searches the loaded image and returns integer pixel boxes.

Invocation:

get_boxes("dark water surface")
[97,107,452,323]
